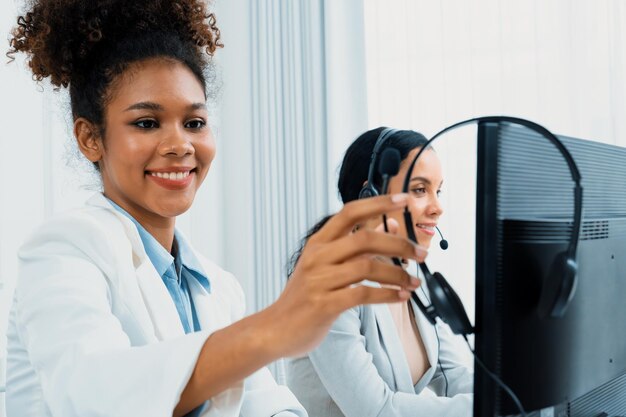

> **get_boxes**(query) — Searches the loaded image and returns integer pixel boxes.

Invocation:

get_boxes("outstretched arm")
[176,194,426,415]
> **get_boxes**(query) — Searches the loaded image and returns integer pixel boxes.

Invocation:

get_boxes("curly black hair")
[8,0,222,132]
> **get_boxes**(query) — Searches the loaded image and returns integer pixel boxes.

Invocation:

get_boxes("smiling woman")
[5,1,428,417]
[287,128,473,417]
[74,58,215,249]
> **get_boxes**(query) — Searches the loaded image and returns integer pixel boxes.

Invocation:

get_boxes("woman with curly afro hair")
[6,1,426,416]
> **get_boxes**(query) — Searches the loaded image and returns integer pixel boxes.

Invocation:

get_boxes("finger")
[315,229,428,264]
[374,217,404,264]
[315,258,421,291]
[374,217,400,235]
[311,194,410,243]
[329,285,412,312]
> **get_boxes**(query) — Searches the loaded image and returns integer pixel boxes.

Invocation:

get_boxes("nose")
[158,126,194,157]
[428,192,444,217]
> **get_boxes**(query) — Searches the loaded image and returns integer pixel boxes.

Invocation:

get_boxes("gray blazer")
[286,293,473,417]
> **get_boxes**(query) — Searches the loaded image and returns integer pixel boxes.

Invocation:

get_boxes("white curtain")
[247,0,330,313]
[217,0,370,318]
[217,0,369,381]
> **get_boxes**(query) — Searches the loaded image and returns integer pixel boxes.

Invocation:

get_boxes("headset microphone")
[378,147,403,270]
[376,146,405,268]
[435,226,449,250]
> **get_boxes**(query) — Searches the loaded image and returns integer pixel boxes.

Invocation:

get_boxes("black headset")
[401,116,583,335]
[358,128,399,199]
[361,127,450,251]
[360,126,454,395]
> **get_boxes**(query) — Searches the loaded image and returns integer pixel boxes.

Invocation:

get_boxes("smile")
[415,224,436,236]
[149,171,191,180]
[146,168,195,190]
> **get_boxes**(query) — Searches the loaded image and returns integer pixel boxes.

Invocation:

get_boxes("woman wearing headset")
[287,128,473,417]
[5,3,427,417]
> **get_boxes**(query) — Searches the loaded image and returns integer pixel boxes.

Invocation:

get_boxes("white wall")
[363,0,626,324]
[1,3,46,411]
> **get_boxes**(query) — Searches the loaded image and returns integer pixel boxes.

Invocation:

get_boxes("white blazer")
[286,269,473,417]
[6,193,306,417]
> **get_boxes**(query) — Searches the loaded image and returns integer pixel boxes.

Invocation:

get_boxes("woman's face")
[382,148,444,249]
[88,58,215,226]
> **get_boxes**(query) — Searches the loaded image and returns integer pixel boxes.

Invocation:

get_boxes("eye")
[437,189,442,197]
[133,119,159,129]
[410,187,426,195]
[185,119,206,129]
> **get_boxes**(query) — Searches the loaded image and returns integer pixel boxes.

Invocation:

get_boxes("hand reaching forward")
[266,193,428,357]
[175,194,428,415]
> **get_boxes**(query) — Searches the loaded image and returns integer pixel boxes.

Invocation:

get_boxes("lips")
[146,167,196,190]
[415,223,436,236]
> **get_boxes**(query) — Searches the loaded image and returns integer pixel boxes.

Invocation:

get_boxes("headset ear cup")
[555,257,578,315]
[358,186,378,199]
[537,252,578,319]
[427,272,473,335]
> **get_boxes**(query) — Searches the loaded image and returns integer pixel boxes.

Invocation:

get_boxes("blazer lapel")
[188,256,240,333]
[134,260,185,339]
[410,295,438,391]
[373,304,415,393]
[86,193,185,340]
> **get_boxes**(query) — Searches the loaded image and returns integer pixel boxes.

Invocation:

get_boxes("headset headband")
[401,116,583,260]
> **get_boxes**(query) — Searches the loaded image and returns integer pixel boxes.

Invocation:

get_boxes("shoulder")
[21,204,126,252]
[18,202,133,276]
[14,204,132,305]
[340,304,372,321]
[328,304,374,331]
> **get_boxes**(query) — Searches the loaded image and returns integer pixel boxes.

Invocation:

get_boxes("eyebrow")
[123,102,207,112]
[189,102,208,110]
[410,176,444,187]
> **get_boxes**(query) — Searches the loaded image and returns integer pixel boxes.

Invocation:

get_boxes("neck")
[105,194,176,253]
[141,217,176,253]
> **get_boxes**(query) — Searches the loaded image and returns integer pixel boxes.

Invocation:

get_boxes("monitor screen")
[474,122,626,416]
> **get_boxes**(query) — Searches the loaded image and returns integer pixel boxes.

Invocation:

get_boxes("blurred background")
[1,0,626,412]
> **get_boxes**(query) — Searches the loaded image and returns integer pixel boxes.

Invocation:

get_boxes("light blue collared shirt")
[107,198,211,334]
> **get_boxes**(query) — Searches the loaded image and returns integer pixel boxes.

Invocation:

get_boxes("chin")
[415,235,433,249]
[156,198,195,217]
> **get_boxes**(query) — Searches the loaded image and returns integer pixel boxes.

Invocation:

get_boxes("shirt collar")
[174,230,211,291]
[105,197,211,292]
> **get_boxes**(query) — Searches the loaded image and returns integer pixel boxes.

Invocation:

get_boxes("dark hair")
[338,127,429,203]
[287,127,429,276]
[8,0,222,135]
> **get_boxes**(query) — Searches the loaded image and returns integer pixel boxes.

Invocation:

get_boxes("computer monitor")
[474,122,626,416]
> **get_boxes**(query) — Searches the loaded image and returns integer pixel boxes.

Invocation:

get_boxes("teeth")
[150,171,190,180]
[417,224,434,230]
